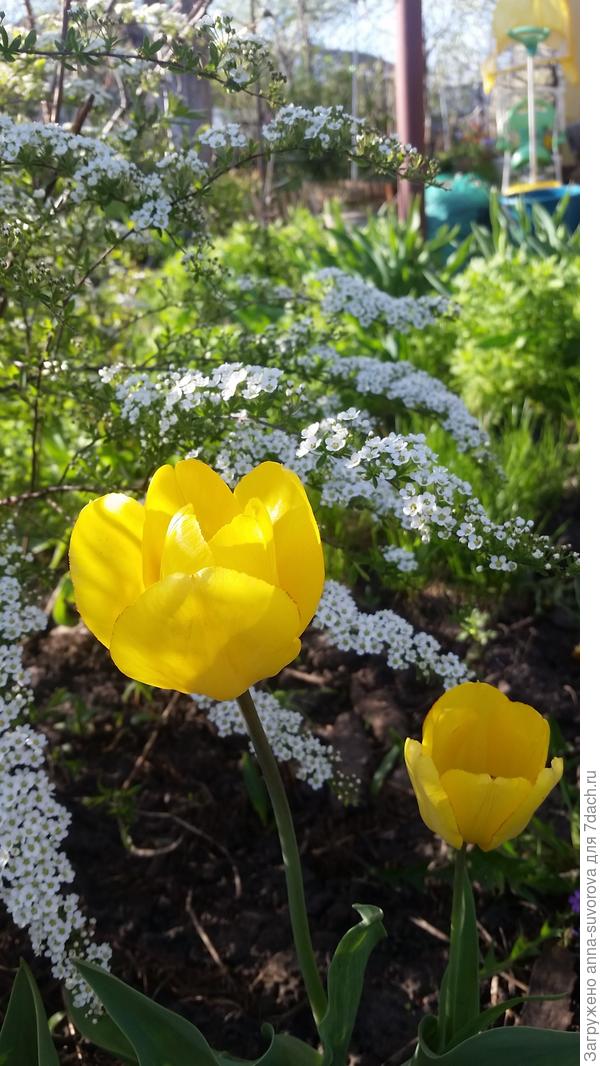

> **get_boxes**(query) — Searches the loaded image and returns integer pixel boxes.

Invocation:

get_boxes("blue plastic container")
[500,184,580,232]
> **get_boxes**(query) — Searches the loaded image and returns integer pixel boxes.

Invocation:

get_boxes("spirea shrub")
[0,534,111,1010]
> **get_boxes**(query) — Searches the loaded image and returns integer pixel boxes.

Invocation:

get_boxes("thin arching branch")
[51,0,72,125]
[23,0,37,32]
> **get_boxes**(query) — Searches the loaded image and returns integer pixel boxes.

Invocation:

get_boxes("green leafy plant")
[0,962,59,1066]
[403,850,578,1065]
[471,189,580,260]
[216,197,472,297]
[447,249,579,427]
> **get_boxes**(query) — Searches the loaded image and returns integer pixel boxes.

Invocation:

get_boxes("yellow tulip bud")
[69,460,324,700]
[404,682,563,851]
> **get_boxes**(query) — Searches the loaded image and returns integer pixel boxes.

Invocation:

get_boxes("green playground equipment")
[485,1,576,194]
[506,24,549,184]
[500,97,564,173]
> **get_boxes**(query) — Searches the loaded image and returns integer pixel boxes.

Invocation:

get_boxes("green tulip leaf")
[437,850,479,1050]
[411,1015,579,1065]
[65,987,137,1062]
[0,960,59,1066]
[318,903,386,1066]
[447,991,572,1049]
[74,959,221,1066]
[217,1024,322,1065]
[73,962,321,1066]
[241,751,270,827]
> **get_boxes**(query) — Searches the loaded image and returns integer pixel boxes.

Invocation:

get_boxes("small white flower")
[0,536,110,1011]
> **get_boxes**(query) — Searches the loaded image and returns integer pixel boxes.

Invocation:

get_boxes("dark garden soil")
[0,560,579,1064]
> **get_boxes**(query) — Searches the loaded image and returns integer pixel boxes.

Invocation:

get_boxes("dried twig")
[0,484,98,507]
[121,701,179,787]
[118,819,183,858]
[66,1020,84,1062]
[72,93,95,134]
[500,971,529,993]
[140,809,242,899]
[121,692,179,791]
[409,915,450,944]
[281,666,330,687]
[383,1036,418,1065]
[185,889,233,982]
[102,69,129,137]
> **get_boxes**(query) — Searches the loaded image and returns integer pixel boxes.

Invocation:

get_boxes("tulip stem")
[438,843,479,1050]
[450,844,468,948]
[236,689,328,1028]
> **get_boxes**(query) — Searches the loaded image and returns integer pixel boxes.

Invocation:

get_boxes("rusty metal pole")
[395,0,426,224]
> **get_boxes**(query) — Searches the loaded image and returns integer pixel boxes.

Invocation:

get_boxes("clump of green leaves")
[447,249,579,427]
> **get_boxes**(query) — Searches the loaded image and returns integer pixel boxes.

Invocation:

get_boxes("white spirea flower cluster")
[75,4,273,80]
[1,97,434,233]
[297,408,375,457]
[0,120,215,233]
[99,341,573,575]
[356,130,420,163]
[311,345,489,455]
[217,418,463,525]
[0,539,111,1010]
[258,106,434,181]
[155,149,208,179]
[100,362,283,433]
[381,545,419,573]
[262,103,355,150]
[0,116,173,230]
[192,690,336,789]
[108,0,196,35]
[215,417,568,572]
[232,274,295,302]
[314,581,469,688]
[198,123,248,150]
[316,268,451,332]
[202,16,274,86]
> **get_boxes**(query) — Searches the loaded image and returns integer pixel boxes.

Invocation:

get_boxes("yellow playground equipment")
[483,0,578,195]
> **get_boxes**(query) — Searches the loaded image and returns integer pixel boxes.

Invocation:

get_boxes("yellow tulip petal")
[404,739,463,849]
[486,758,564,851]
[234,462,324,628]
[146,460,239,538]
[423,681,550,783]
[160,505,213,578]
[243,497,278,575]
[109,567,301,700]
[69,494,145,647]
[440,768,533,851]
[209,505,277,585]
[142,509,171,586]
[145,463,184,515]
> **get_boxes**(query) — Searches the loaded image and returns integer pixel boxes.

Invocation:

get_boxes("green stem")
[438,843,479,1050]
[236,689,328,1027]
[450,844,468,947]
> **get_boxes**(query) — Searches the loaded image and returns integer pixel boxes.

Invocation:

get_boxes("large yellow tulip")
[404,682,563,851]
[69,460,324,700]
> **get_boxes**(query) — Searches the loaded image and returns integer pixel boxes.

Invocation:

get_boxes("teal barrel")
[425,171,491,250]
